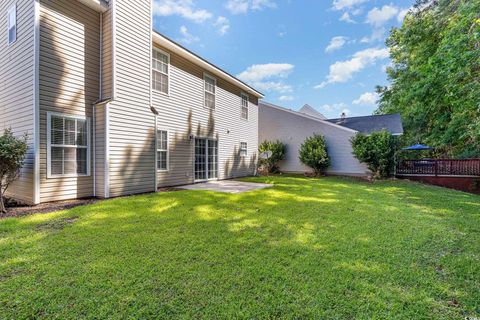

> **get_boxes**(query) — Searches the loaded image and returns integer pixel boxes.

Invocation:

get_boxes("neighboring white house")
[258,102,403,176]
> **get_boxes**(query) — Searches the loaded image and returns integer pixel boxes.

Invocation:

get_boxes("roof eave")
[76,0,109,12]
[152,31,264,99]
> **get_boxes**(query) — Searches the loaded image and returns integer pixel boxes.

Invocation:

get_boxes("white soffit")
[76,0,108,12]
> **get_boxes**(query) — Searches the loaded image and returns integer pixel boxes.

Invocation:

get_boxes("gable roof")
[298,104,327,120]
[259,101,358,134]
[152,31,264,98]
[326,114,404,135]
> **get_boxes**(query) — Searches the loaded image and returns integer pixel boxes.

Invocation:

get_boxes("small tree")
[258,140,286,174]
[299,134,330,176]
[351,129,398,179]
[0,129,28,214]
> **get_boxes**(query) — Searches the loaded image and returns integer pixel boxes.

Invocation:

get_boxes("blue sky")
[153,0,415,118]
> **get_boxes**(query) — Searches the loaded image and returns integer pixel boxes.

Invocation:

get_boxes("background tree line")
[376,0,480,158]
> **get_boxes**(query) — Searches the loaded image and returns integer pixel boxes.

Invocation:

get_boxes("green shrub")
[351,129,398,179]
[299,134,330,176]
[0,129,28,214]
[258,140,286,174]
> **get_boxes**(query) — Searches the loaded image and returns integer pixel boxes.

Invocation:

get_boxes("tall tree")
[376,0,480,157]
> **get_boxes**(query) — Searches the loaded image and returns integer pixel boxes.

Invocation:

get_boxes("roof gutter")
[152,31,264,99]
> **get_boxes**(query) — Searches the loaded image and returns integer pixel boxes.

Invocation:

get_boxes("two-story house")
[0,0,263,204]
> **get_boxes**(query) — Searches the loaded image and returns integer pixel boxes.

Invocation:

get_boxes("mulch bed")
[1,188,184,219]
[1,198,99,219]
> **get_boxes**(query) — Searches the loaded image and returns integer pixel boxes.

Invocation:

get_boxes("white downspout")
[33,0,40,204]
[94,13,103,197]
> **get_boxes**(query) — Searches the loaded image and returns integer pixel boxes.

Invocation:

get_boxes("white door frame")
[194,137,218,182]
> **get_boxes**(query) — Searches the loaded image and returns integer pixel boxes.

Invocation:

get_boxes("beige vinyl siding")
[38,0,100,202]
[106,0,155,197]
[258,103,369,176]
[101,7,112,98]
[94,104,106,198]
[153,44,259,187]
[0,0,35,204]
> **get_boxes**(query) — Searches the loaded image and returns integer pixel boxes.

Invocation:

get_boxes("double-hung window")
[47,113,90,177]
[240,142,248,157]
[152,48,169,94]
[7,4,17,45]
[157,130,168,171]
[204,74,216,110]
[241,93,249,120]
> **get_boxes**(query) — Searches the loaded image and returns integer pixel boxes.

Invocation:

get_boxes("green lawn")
[0,176,479,319]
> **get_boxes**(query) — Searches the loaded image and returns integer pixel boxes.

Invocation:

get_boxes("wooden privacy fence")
[396,159,480,176]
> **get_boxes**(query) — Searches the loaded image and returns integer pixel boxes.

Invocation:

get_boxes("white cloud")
[252,0,276,10]
[321,104,333,111]
[214,16,230,35]
[361,5,409,43]
[315,48,389,88]
[226,0,276,14]
[178,25,200,44]
[319,103,351,117]
[351,8,363,15]
[153,0,213,23]
[226,0,249,14]
[360,27,386,43]
[366,5,399,27]
[279,95,294,102]
[332,0,369,11]
[253,82,293,93]
[278,31,287,37]
[397,8,410,22]
[339,12,355,23]
[353,91,379,106]
[238,63,294,82]
[325,36,348,53]
[238,63,294,93]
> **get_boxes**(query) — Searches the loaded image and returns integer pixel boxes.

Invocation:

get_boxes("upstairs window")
[241,93,249,120]
[47,113,90,178]
[157,130,168,171]
[7,4,16,45]
[152,48,169,94]
[204,74,216,110]
[240,142,247,157]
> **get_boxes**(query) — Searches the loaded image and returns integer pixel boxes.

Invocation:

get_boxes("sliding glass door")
[195,138,218,181]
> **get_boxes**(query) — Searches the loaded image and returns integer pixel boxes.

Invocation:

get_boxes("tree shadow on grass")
[0,176,479,318]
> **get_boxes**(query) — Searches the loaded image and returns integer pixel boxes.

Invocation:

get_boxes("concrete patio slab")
[177,180,272,194]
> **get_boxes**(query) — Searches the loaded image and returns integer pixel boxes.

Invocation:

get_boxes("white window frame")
[47,112,91,178]
[156,129,169,172]
[7,4,17,46]
[241,92,249,120]
[240,142,248,157]
[204,73,216,110]
[152,47,170,95]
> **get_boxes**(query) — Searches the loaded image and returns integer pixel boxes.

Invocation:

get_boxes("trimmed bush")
[0,129,28,214]
[351,129,398,179]
[258,140,286,174]
[299,134,330,176]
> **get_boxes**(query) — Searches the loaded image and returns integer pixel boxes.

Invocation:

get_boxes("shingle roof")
[298,104,327,120]
[326,114,404,135]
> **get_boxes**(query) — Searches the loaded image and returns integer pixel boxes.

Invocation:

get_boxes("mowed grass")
[0,176,479,319]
